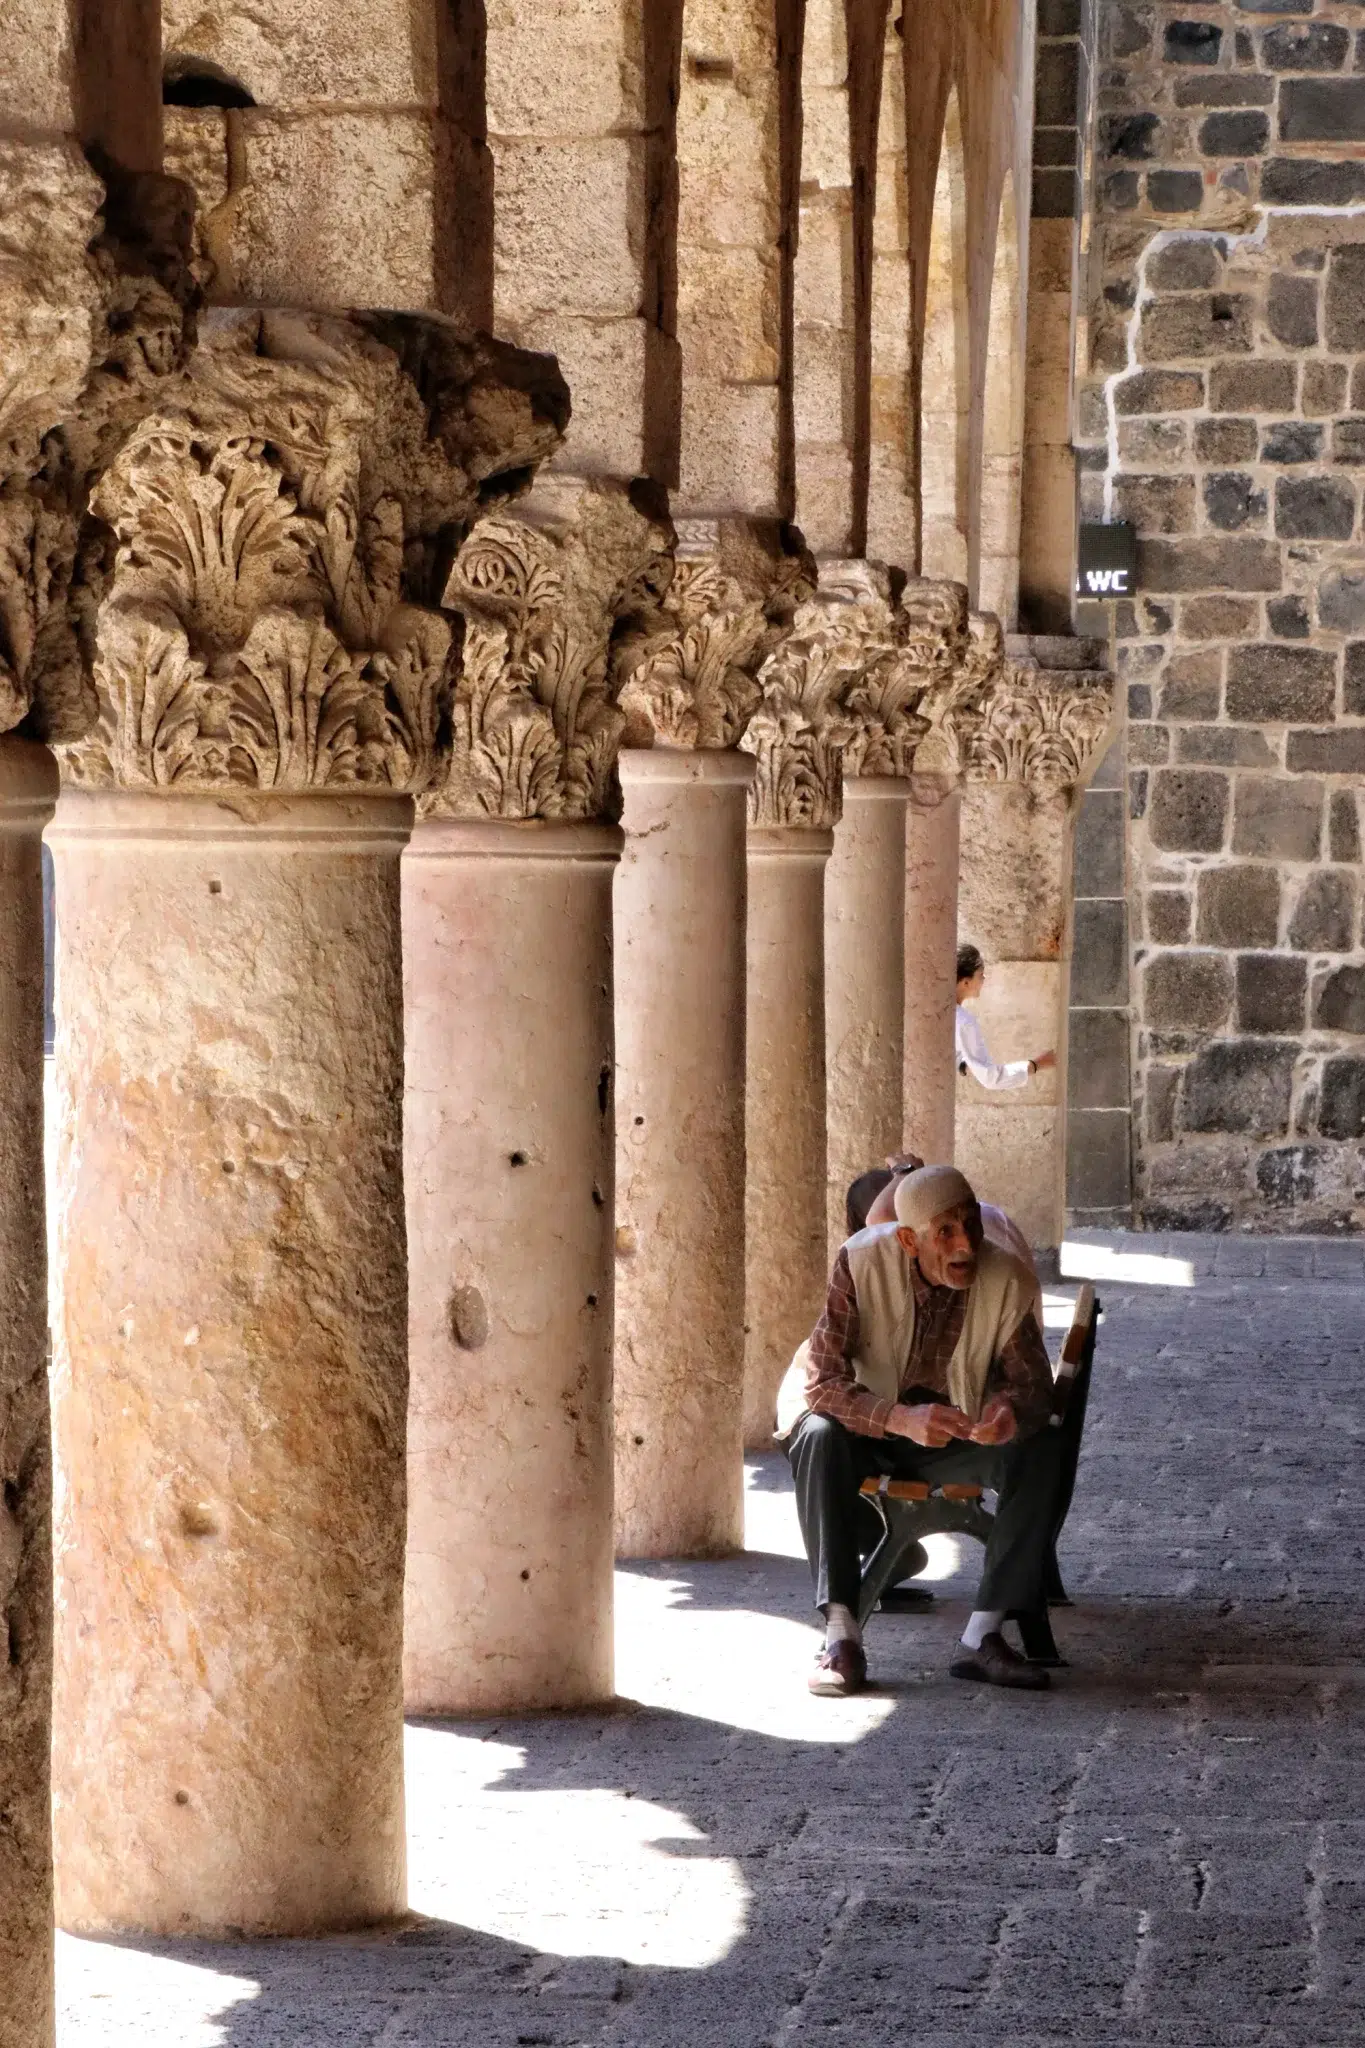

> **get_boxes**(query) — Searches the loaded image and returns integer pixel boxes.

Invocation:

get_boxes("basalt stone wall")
[1078,0,1365,1232]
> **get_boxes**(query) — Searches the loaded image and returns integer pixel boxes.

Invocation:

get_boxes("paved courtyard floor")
[59,1232,1365,2046]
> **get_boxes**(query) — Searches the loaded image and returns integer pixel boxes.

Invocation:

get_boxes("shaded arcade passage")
[60,1232,1365,2047]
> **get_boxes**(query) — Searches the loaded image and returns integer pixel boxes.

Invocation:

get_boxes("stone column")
[610,519,805,1558]
[903,776,962,1163]
[47,313,563,1936]
[403,476,672,1712]
[739,583,857,1449]
[828,782,912,1251]
[824,565,968,1253]
[953,644,1116,1248]
[0,742,60,2046]
[898,584,974,1166]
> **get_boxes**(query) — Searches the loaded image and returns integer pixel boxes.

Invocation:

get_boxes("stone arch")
[975,171,1024,625]
[918,85,969,583]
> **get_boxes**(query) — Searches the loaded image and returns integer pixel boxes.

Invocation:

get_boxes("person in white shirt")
[954,943,1056,1090]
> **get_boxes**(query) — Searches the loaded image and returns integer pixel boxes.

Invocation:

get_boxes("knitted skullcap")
[893,1165,978,1234]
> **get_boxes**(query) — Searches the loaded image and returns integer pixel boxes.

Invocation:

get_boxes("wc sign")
[1076,521,1138,599]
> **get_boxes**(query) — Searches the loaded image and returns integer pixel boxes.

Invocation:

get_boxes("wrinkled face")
[898,1200,983,1290]
[957,966,985,1002]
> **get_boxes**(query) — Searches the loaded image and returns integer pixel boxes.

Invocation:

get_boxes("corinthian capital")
[955,651,1116,791]
[62,310,568,793]
[429,475,674,821]
[740,566,880,830]
[611,517,814,751]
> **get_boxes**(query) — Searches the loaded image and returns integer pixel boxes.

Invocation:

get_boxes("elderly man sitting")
[785,1164,1065,1696]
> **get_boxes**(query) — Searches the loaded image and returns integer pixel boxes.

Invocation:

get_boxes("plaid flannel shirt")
[804,1246,1053,1439]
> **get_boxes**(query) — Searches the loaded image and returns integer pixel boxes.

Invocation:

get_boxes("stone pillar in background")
[822,569,970,1253]
[954,641,1115,1249]
[48,314,562,1937]
[821,562,918,1256]
[612,522,808,1558]
[899,583,973,1165]
[403,478,672,1713]
[740,579,853,1448]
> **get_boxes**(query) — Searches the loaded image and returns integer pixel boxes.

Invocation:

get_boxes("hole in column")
[519,1569,531,1581]
[632,1434,645,1447]
[1212,295,1235,323]
[597,1064,611,1116]
[207,878,222,895]
[173,1789,190,1805]
[633,1115,645,1126]
[2,1481,17,1517]
[592,1184,604,1208]
[509,1150,529,1167]
[221,1160,235,1174]
[162,55,256,107]
[586,1292,598,1307]
[687,52,734,79]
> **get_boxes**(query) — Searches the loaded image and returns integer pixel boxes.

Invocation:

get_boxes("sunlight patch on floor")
[57,1934,258,2046]
[406,1725,747,1968]
[614,1565,895,1743]
[1061,1241,1195,1288]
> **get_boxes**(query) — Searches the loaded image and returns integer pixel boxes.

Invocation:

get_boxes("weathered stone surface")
[1318,1056,1365,1138]
[1231,774,1321,859]
[1262,419,1322,464]
[1289,868,1356,952]
[1196,863,1280,947]
[1148,888,1191,943]
[403,815,620,1715]
[51,789,414,1936]
[1317,563,1365,633]
[1210,360,1296,413]
[1275,475,1356,541]
[1182,1038,1296,1137]
[1113,369,1206,414]
[1072,897,1129,1005]
[1237,950,1307,1033]
[62,310,568,798]
[1193,416,1257,465]
[1148,767,1229,851]
[1267,594,1310,639]
[1287,727,1365,773]
[1330,788,1361,861]
[430,475,673,822]
[1281,78,1365,144]
[1176,724,1277,768]
[1203,471,1265,531]
[1313,958,1365,1037]
[1138,537,1282,592]
[1141,949,1233,1030]
[1225,644,1335,722]
[1262,155,1365,205]
[0,744,59,2045]
[1326,243,1365,351]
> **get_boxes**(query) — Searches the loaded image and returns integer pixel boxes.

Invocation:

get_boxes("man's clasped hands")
[884,1393,1018,1449]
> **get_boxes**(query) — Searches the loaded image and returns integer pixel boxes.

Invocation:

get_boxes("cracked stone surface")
[58,1230,1365,2044]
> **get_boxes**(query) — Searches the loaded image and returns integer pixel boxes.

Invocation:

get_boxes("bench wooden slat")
[859,1477,930,1501]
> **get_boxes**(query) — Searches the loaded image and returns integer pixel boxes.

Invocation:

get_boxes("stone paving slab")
[56,1232,1365,2045]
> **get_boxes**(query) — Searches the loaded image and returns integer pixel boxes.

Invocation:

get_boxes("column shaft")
[403,819,619,1714]
[903,779,960,1163]
[0,742,58,2048]
[743,826,833,1449]
[614,750,752,1559]
[50,791,410,1938]
[825,777,909,1256]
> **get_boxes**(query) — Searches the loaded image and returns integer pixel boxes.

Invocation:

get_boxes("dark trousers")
[786,1410,1067,1616]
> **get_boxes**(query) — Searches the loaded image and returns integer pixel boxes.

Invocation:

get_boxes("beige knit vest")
[842,1223,1034,1421]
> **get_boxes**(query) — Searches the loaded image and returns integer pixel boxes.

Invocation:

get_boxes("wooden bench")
[855,1284,1099,1664]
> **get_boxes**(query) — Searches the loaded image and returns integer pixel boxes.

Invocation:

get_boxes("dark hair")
[956,943,983,985]
[845,1169,894,1237]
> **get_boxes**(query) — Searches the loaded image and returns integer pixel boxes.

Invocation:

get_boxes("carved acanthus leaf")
[612,518,814,751]
[914,602,1003,778]
[426,476,674,821]
[818,561,930,782]
[59,310,568,792]
[741,579,875,829]
[955,662,1116,791]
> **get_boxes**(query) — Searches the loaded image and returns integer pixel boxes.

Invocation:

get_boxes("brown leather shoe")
[949,1630,1051,1691]
[808,1638,867,1696]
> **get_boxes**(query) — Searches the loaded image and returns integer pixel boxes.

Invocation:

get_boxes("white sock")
[960,1608,1005,1650]
[825,1602,862,1649]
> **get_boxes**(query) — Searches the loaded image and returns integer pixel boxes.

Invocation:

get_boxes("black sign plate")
[1076,521,1138,600]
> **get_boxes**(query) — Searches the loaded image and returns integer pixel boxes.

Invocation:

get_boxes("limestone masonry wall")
[1081,0,1365,1231]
